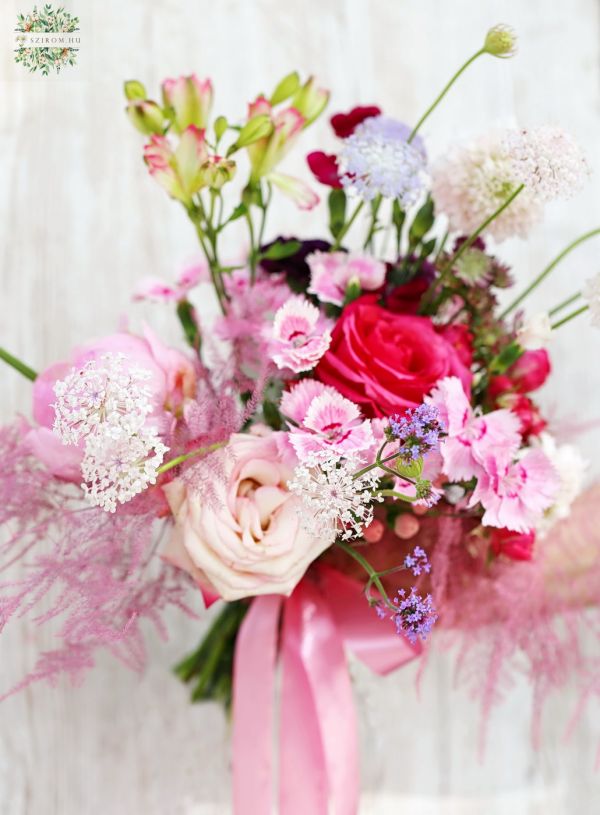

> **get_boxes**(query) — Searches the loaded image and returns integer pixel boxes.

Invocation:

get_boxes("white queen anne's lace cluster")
[288,452,382,541]
[53,354,154,443]
[53,353,168,512]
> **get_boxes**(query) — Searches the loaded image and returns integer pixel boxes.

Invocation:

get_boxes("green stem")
[191,217,227,315]
[421,184,525,313]
[500,227,600,320]
[246,209,258,284]
[549,292,581,317]
[408,48,486,143]
[158,441,227,474]
[335,540,396,611]
[0,346,37,381]
[375,488,418,503]
[331,200,364,250]
[363,195,383,249]
[551,304,588,330]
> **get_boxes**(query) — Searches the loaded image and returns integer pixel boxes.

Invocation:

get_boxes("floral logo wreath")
[14,4,80,76]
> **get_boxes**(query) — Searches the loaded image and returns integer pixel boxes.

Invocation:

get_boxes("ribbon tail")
[280,581,360,815]
[232,595,282,815]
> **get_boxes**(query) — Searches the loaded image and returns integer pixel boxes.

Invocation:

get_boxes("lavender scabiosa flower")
[505,127,589,201]
[288,451,383,541]
[431,132,542,241]
[393,588,437,643]
[338,116,427,205]
[388,403,443,462]
[81,428,168,513]
[53,353,154,444]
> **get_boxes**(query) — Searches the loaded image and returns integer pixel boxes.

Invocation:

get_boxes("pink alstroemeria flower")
[280,380,374,461]
[270,297,331,373]
[133,261,208,304]
[143,125,208,204]
[307,251,386,306]
[469,449,559,533]
[161,74,213,134]
[428,376,521,481]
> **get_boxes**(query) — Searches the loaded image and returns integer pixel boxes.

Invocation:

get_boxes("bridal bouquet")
[2,24,600,812]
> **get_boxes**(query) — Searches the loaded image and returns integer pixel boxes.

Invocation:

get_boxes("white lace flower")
[505,127,589,201]
[53,353,154,444]
[582,272,600,328]
[81,428,168,513]
[288,452,382,541]
[535,432,587,535]
[517,312,553,350]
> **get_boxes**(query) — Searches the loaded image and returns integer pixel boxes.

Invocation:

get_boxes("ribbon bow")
[232,565,421,814]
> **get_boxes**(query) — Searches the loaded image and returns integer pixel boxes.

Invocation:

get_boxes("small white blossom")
[582,272,600,328]
[288,452,382,541]
[81,428,168,513]
[517,312,553,350]
[53,353,154,444]
[505,126,589,201]
[535,432,588,536]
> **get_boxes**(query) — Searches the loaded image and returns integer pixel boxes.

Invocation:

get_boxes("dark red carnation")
[306,151,343,189]
[507,349,551,393]
[330,105,381,139]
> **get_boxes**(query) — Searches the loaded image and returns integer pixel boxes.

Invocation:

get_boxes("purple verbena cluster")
[403,545,431,576]
[388,403,444,461]
[393,588,438,644]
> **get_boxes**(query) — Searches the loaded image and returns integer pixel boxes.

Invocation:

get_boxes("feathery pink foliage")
[0,423,196,698]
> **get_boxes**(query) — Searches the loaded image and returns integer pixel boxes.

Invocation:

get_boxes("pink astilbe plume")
[427,490,600,753]
[0,424,196,698]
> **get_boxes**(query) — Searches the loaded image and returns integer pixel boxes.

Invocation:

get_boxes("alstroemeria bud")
[291,76,329,125]
[248,106,305,180]
[270,71,300,106]
[199,156,237,190]
[124,79,147,101]
[483,24,517,58]
[126,100,165,135]
[161,74,213,134]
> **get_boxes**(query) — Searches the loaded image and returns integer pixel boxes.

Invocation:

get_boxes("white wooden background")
[1,0,600,812]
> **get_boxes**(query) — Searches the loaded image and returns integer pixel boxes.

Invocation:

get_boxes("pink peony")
[428,376,521,481]
[307,251,386,306]
[163,432,334,600]
[270,297,332,373]
[280,380,374,461]
[469,449,559,533]
[26,328,198,479]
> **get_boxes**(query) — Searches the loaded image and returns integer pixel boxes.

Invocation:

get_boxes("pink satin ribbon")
[232,566,422,814]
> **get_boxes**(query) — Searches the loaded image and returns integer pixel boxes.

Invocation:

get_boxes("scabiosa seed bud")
[484,24,517,58]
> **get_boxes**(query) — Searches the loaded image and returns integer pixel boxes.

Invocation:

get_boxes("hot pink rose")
[163,432,333,601]
[26,328,198,479]
[490,527,536,561]
[315,295,472,418]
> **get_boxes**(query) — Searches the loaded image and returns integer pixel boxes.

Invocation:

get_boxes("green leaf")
[270,71,300,106]
[408,196,435,244]
[392,199,406,233]
[221,203,248,228]
[124,80,147,101]
[328,188,347,239]
[263,399,283,430]
[260,239,301,261]
[490,342,523,373]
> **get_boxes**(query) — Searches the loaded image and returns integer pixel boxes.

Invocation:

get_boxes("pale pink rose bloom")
[428,376,521,481]
[163,432,334,600]
[469,449,559,533]
[26,328,198,480]
[287,390,374,461]
[307,251,386,306]
[270,297,332,373]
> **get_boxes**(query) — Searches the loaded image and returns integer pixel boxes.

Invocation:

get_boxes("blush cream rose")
[163,431,334,601]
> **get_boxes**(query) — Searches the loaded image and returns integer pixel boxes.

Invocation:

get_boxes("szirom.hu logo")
[14,4,80,76]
